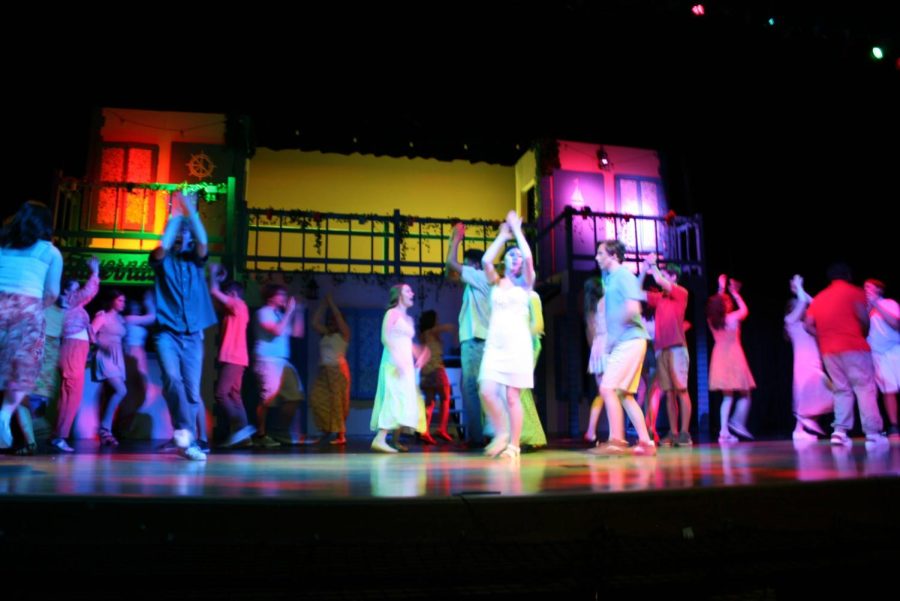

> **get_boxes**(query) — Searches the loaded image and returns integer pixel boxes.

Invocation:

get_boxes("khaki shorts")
[656,346,690,391]
[601,338,647,394]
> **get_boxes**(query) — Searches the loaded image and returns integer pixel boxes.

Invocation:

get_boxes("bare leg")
[437,380,452,439]
[1,391,27,448]
[664,390,677,436]
[621,392,652,443]
[678,389,693,434]
[100,377,127,431]
[586,396,604,442]
[585,374,604,442]
[719,393,735,440]
[481,380,509,456]
[600,386,625,443]
[505,386,524,448]
[731,393,753,438]
[645,383,661,441]
[15,405,35,446]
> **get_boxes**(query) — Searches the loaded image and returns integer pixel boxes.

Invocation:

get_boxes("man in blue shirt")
[589,240,656,456]
[150,190,217,461]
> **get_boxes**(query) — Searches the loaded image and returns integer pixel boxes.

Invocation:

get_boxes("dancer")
[589,240,655,456]
[252,283,306,447]
[479,211,535,459]
[418,310,455,443]
[707,275,755,443]
[445,222,491,447]
[806,263,885,446]
[310,293,351,445]
[50,256,100,452]
[208,264,254,447]
[123,290,157,406]
[150,189,217,461]
[91,289,129,446]
[370,284,429,453]
[0,201,63,451]
[644,259,693,447]
[784,274,833,441]
[864,279,899,439]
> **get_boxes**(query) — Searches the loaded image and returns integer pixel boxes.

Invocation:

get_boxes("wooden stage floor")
[1,438,898,500]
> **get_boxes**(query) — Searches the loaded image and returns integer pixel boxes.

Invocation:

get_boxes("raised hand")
[183,190,199,216]
[505,210,522,231]
[717,274,728,292]
[86,255,100,274]
[210,263,227,283]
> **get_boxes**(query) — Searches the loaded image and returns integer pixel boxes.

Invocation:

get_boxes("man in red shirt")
[806,263,886,446]
[644,260,693,446]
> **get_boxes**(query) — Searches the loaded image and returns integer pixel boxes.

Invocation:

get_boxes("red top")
[807,280,870,355]
[218,296,249,366]
[647,284,688,349]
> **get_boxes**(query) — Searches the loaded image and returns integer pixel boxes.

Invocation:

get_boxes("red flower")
[313,212,322,223]
[665,210,677,226]
[623,213,634,223]
[265,208,274,221]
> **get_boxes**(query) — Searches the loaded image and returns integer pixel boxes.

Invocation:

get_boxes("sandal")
[99,428,119,447]
[498,444,520,459]
[15,442,37,456]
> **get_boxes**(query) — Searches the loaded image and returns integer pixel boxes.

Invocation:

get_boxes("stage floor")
[2,438,898,500]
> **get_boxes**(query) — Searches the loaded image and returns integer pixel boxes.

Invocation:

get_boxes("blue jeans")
[156,329,205,438]
[460,338,485,444]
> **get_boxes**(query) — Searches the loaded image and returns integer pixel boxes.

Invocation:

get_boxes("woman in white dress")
[479,211,535,459]
[370,283,429,453]
[785,274,832,441]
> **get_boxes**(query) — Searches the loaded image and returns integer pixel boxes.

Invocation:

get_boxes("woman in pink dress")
[707,275,755,443]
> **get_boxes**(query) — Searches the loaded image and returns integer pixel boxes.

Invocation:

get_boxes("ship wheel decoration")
[186,151,216,181]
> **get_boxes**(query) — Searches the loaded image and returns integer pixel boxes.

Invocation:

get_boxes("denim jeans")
[460,338,486,444]
[156,329,205,440]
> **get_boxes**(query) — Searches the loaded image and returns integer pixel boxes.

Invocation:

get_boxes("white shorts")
[254,357,304,406]
[873,346,900,393]
[600,338,647,395]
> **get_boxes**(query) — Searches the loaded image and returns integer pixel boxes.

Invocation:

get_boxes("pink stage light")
[691,4,705,16]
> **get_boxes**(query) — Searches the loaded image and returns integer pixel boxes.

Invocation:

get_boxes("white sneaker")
[830,430,852,446]
[865,432,889,447]
[792,428,818,442]
[50,438,75,453]
[179,445,208,461]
